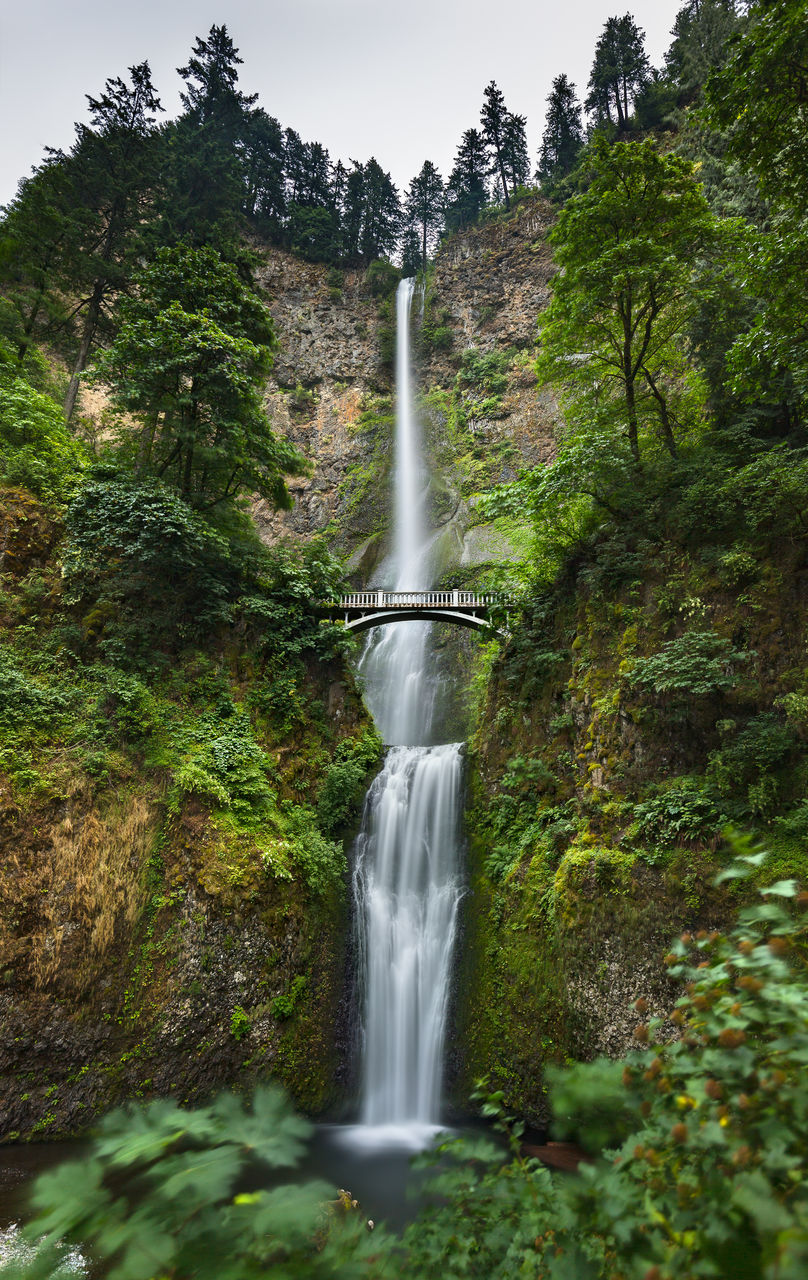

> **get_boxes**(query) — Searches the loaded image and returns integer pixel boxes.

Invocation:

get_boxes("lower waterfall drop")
[353,744,462,1131]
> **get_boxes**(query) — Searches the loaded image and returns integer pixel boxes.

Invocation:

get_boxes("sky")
[0,0,686,208]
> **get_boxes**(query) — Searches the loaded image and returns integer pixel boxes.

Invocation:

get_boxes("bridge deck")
[319,591,512,636]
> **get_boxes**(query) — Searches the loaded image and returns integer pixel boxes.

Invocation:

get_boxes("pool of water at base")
[0,1119,505,1246]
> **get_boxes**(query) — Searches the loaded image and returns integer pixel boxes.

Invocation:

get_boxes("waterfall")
[350,279,463,1140]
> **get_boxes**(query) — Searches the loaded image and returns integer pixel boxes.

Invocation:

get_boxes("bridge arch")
[321,591,511,640]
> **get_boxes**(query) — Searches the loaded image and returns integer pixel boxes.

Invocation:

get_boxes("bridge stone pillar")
[376,590,384,607]
[452,590,459,607]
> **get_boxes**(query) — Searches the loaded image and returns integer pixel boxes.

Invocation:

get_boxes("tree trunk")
[643,369,678,458]
[136,411,161,474]
[495,145,510,210]
[63,283,103,423]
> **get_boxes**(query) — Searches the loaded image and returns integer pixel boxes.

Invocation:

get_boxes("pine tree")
[446,128,488,231]
[61,62,164,420]
[405,160,445,273]
[156,26,254,248]
[0,156,86,368]
[480,80,513,209]
[586,14,651,129]
[360,159,401,263]
[537,74,584,189]
[239,108,285,234]
[665,0,741,101]
[502,112,530,192]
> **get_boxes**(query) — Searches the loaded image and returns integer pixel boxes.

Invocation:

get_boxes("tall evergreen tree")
[61,62,164,420]
[665,0,740,99]
[358,159,401,264]
[340,163,365,261]
[502,112,530,193]
[405,160,445,273]
[446,127,488,231]
[480,80,513,209]
[586,14,651,129]
[157,26,253,248]
[0,157,86,368]
[239,108,285,233]
[537,74,584,189]
[93,245,305,508]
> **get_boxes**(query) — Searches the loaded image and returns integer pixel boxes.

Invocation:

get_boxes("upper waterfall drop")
[393,278,424,592]
[357,278,435,747]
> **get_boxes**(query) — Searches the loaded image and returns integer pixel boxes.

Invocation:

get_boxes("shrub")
[315,732,382,836]
[631,777,729,849]
[0,375,86,501]
[628,629,753,697]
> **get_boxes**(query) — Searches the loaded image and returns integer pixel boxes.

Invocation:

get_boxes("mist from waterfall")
[350,278,463,1142]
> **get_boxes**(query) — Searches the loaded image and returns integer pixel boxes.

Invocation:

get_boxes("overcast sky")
[1,0,685,209]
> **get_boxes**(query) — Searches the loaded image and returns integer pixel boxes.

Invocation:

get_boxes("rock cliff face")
[252,198,559,583]
[0,489,377,1141]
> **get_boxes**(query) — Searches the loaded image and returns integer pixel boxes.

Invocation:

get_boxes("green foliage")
[93,244,306,509]
[362,258,400,300]
[7,1087,381,1280]
[315,731,382,836]
[0,647,72,733]
[703,0,808,206]
[271,975,308,1020]
[238,539,351,673]
[538,136,717,465]
[627,629,752,698]
[458,347,509,397]
[230,1005,251,1040]
[286,818,347,896]
[168,709,273,817]
[0,374,87,501]
[630,777,729,850]
[63,471,235,661]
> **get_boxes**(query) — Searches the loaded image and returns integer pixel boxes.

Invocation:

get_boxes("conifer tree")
[239,108,285,232]
[502,112,530,193]
[446,128,488,231]
[61,62,163,421]
[665,0,740,100]
[156,26,254,248]
[358,159,401,263]
[537,74,584,189]
[0,157,85,368]
[586,14,651,129]
[480,80,513,209]
[405,160,445,273]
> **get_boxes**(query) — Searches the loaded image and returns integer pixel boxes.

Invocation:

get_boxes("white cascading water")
[351,279,463,1140]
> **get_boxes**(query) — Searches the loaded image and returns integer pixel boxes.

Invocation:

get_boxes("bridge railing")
[336,590,508,609]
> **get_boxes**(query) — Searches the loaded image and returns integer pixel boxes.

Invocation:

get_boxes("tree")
[404,160,444,273]
[240,108,286,233]
[358,159,401,263]
[703,0,808,206]
[536,74,584,189]
[445,128,488,231]
[665,0,741,101]
[480,80,514,209]
[586,13,652,129]
[0,156,87,369]
[59,62,163,421]
[501,112,530,193]
[155,26,254,248]
[92,245,306,509]
[538,137,717,464]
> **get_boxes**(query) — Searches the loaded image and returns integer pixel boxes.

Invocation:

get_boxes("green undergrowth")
[0,475,381,1129]
[457,457,808,1119]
